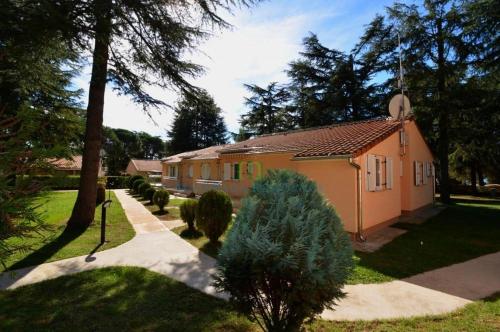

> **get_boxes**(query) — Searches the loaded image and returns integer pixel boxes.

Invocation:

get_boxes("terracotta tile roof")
[219,118,402,158]
[162,144,231,163]
[130,159,162,172]
[49,155,83,170]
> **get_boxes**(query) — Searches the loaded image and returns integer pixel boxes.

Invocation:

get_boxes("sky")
[74,0,398,138]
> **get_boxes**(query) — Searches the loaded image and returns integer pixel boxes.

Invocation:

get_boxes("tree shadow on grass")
[0,267,253,331]
[200,241,222,258]
[179,228,203,239]
[7,227,86,272]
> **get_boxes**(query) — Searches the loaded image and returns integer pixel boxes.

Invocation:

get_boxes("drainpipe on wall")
[348,157,366,242]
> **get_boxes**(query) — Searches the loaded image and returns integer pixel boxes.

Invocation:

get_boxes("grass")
[0,267,499,332]
[131,191,184,221]
[3,191,135,272]
[173,197,500,284]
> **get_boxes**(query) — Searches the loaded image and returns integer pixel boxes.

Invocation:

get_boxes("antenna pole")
[398,31,406,156]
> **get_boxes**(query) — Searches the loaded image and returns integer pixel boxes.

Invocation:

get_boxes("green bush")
[139,182,152,198]
[132,179,145,193]
[215,170,354,332]
[144,187,156,204]
[128,175,144,189]
[16,175,106,190]
[196,190,232,243]
[153,189,170,212]
[180,199,198,231]
[96,183,106,205]
[106,176,129,189]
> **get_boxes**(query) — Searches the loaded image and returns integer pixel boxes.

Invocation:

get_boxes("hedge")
[17,175,108,190]
[106,176,130,189]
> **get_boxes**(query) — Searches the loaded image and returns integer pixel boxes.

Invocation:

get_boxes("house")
[48,155,105,176]
[126,159,163,177]
[162,145,230,194]
[162,117,435,238]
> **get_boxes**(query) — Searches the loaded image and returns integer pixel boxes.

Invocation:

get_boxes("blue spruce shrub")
[215,169,353,332]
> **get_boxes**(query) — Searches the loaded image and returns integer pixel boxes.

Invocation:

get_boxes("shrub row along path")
[1,189,499,321]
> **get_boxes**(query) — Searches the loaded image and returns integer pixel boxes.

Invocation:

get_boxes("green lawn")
[173,197,500,284]
[0,267,498,332]
[3,191,135,272]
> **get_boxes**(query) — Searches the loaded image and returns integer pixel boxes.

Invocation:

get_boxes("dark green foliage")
[128,175,144,189]
[215,170,354,332]
[153,190,170,212]
[96,183,106,206]
[168,90,228,155]
[132,179,145,193]
[144,187,156,204]
[106,176,129,189]
[139,182,152,199]
[180,199,198,231]
[103,127,166,175]
[196,190,232,243]
[241,82,295,135]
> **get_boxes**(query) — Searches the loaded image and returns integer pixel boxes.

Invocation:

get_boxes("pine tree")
[168,90,228,154]
[6,0,260,228]
[240,82,295,135]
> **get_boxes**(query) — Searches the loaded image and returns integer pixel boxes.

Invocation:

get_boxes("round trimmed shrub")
[196,190,232,243]
[96,183,106,205]
[128,175,144,189]
[180,199,198,231]
[132,178,145,193]
[214,170,354,332]
[145,187,156,204]
[139,182,152,198]
[153,189,170,212]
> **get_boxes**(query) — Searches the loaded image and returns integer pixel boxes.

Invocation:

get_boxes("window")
[188,165,193,178]
[223,163,231,180]
[169,165,177,178]
[375,158,382,190]
[233,163,240,180]
[414,161,423,186]
[201,163,211,180]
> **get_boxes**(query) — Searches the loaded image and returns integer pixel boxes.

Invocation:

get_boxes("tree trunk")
[470,162,477,193]
[67,0,112,230]
[477,164,485,186]
[436,16,451,204]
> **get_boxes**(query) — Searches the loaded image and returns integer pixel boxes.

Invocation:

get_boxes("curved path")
[1,189,498,321]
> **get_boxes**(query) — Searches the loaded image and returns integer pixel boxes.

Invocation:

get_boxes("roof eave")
[291,153,353,161]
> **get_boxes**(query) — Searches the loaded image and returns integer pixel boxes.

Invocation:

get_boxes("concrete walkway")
[0,189,497,321]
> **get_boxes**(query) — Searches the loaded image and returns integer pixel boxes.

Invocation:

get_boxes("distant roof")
[162,145,230,163]
[49,155,83,170]
[218,118,403,158]
[130,159,162,172]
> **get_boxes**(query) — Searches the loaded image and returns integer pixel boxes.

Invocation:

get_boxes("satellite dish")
[389,94,411,119]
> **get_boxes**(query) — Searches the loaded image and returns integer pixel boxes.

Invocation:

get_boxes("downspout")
[349,157,366,242]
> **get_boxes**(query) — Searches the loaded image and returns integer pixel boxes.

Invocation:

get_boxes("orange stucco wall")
[294,159,357,233]
[402,120,435,211]
[358,130,402,230]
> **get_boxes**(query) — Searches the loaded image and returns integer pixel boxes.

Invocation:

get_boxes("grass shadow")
[152,210,169,216]
[7,226,86,272]
[200,241,222,258]
[354,202,500,281]
[179,228,203,239]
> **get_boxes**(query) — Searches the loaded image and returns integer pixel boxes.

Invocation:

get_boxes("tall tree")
[357,1,478,203]
[168,90,228,154]
[9,0,259,228]
[240,82,295,135]
[287,33,387,128]
[0,3,83,265]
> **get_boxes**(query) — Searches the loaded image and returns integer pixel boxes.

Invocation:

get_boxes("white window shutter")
[414,161,422,186]
[223,163,231,180]
[386,157,393,189]
[367,154,376,191]
[188,165,193,178]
